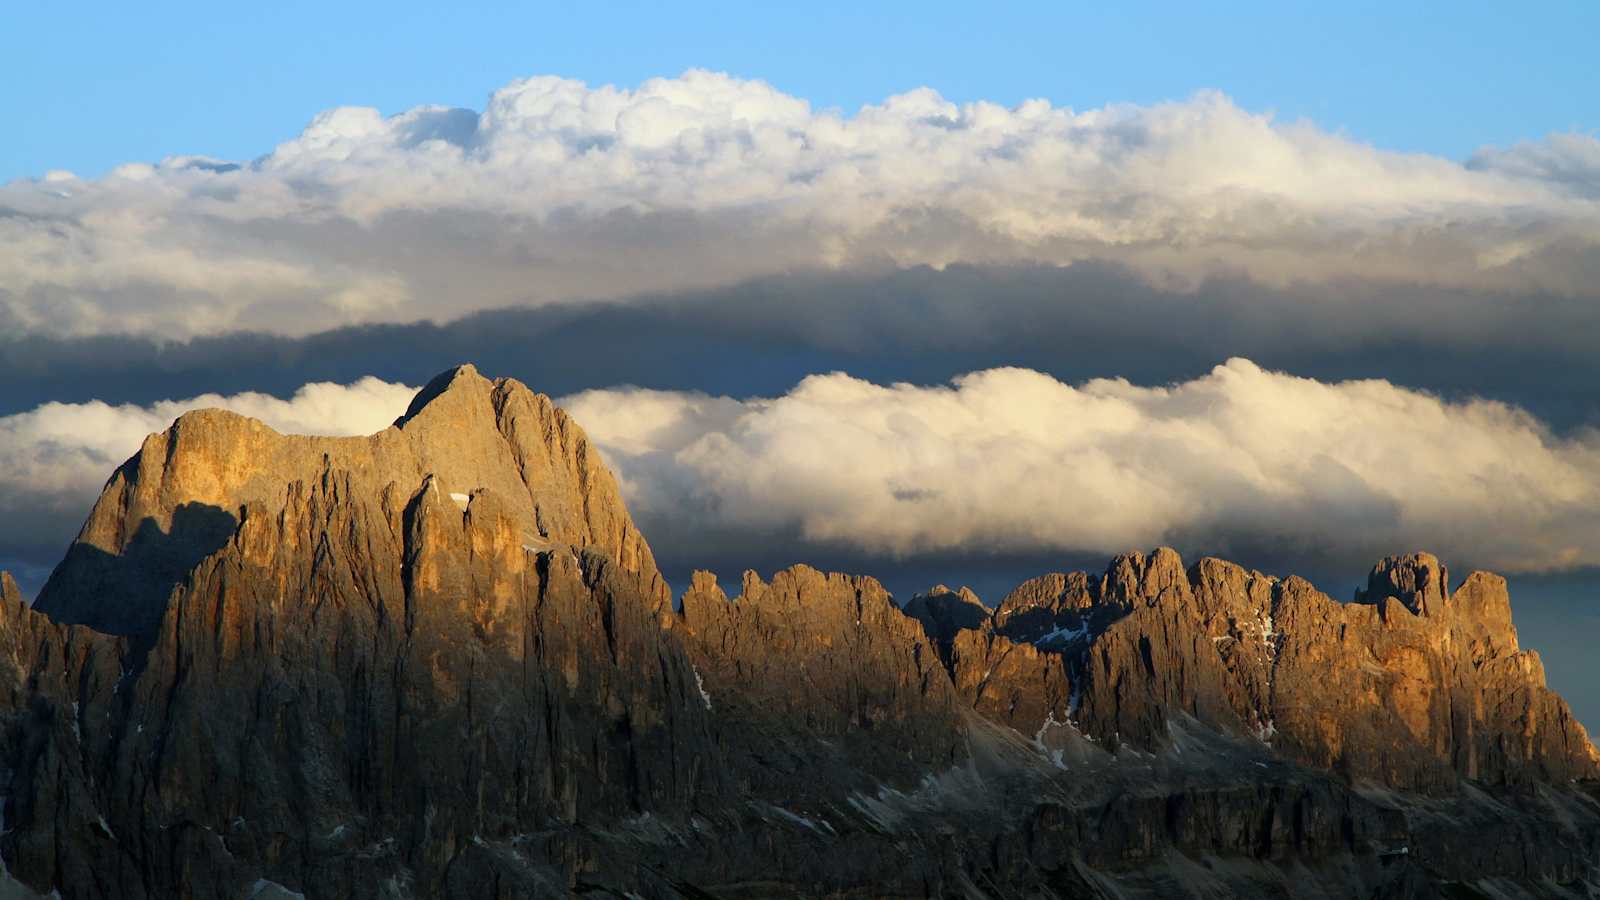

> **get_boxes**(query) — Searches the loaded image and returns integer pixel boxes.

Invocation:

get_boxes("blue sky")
[6,1,1597,181]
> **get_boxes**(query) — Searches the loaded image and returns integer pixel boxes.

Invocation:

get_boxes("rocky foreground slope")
[0,365,1596,899]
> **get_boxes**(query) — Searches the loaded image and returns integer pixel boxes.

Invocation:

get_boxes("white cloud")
[561,359,1600,574]
[3,363,1597,587]
[2,71,1598,338]
[1,377,416,484]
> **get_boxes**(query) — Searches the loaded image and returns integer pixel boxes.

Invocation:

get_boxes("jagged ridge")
[0,366,1594,899]
[932,548,1597,793]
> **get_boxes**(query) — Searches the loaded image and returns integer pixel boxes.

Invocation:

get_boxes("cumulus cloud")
[0,378,416,587]
[3,360,1597,595]
[562,359,1600,576]
[2,71,1598,338]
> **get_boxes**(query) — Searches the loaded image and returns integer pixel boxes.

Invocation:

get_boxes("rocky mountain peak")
[34,365,664,636]
[905,583,983,612]
[396,362,485,423]
[0,363,1596,896]
[1351,552,1524,664]
[1103,545,1191,608]
[1358,551,1450,615]
[904,583,989,657]
[1450,569,1520,661]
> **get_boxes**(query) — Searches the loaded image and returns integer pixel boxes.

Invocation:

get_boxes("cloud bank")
[4,71,1599,338]
[3,361,1597,592]
[563,359,1600,576]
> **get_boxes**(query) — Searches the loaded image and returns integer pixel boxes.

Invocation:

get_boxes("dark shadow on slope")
[903,586,991,662]
[33,502,238,638]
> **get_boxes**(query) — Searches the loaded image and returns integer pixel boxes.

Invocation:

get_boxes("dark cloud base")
[3,261,1598,428]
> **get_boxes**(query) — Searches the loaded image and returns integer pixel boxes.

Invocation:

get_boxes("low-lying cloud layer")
[4,71,1598,337]
[565,359,1600,577]
[3,362,1597,593]
[0,378,415,585]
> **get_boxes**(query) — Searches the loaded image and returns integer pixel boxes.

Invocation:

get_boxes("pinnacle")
[1358,551,1449,615]
[398,363,493,424]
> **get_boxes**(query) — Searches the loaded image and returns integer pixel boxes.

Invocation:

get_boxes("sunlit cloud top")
[4,362,1597,587]
[5,71,1599,339]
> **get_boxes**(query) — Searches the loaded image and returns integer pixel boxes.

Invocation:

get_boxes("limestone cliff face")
[940,548,1599,795]
[35,364,665,637]
[0,366,1596,898]
[947,628,1074,736]
[676,566,963,797]
[0,367,702,897]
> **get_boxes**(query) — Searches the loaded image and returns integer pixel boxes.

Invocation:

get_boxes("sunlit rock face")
[0,366,1594,899]
[0,368,699,897]
[675,566,966,807]
[939,548,1598,793]
[34,364,666,637]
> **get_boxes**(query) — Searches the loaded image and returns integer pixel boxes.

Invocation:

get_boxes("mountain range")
[0,364,1595,898]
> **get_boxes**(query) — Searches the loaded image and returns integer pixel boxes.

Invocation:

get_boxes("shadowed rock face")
[675,567,964,805]
[0,366,1596,899]
[904,584,989,657]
